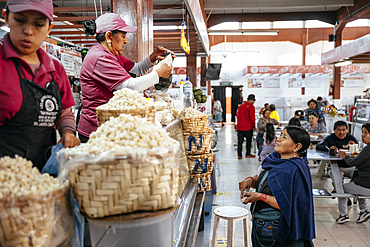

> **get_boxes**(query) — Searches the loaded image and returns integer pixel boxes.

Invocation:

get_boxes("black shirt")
[316,133,358,167]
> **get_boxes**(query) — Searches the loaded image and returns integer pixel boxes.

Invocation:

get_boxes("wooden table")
[307,150,344,193]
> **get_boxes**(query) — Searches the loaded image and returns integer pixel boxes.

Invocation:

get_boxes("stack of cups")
[349,144,359,154]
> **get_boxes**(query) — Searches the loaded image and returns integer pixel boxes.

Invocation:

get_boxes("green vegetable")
[195,95,202,103]
[201,95,207,103]
[194,89,203,97]
[193,86,197,92]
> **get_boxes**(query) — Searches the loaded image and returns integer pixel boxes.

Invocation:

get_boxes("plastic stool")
[211,206,250,247]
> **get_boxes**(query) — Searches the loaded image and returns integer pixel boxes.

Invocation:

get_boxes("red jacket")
[236,102,255,131]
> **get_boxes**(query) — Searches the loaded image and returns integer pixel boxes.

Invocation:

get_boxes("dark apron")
[0,60,62,171]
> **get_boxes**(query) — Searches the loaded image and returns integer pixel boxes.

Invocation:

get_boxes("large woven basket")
[0,181,73,247]
[66,145,180,218]
[183,130,213,155]
[181,115,209,132]
[96,105,155,126]
[187,152,213,174]
[191,172,212,192]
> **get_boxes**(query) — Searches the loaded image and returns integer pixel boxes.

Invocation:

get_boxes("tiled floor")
[195,124,370,247]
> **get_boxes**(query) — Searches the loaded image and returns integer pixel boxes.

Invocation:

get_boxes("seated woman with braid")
[239,126,315,247]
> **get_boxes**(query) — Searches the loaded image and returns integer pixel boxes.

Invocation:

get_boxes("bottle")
[178,80,184,109]
[183,77,194,108]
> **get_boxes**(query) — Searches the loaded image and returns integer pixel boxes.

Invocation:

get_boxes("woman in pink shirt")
[78,13,174,142]
[0,0,80,170]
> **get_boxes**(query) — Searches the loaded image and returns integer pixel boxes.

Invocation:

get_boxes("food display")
[180,107,209,132]
[96,88,155,125]
[193,86,207,104]
[180,108,213,192]
[65,114,180,218]
[0,156,73,247]
[69,114,177,154]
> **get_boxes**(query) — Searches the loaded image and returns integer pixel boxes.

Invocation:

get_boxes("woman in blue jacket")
[239,126,315,246]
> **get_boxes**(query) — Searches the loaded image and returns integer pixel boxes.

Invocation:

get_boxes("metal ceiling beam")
[53,36,94,40]
[204,0,353,10]
[152,14,183,20]
[52,25,84,29]
[153,4,182,10]
[54,7,103,12]
[50,30,84,35]
[54,16,97,22]
[207,11,338,26]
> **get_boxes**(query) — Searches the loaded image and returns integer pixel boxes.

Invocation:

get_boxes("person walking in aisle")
[236,94,256,159]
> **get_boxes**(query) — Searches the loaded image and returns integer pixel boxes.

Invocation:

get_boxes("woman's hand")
[338,150,347,158]
[156,64,172,78]
[150,46,176,63]
[241,192,262,204]
[58,130,81,148]
[239,176,256,191]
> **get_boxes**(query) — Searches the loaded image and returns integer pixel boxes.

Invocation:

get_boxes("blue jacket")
[262,151,315,243]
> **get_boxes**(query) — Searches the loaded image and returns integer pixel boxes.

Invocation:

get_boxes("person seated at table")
[304,99,326,126]
[335,123,370,224]
[294,110,305,121]
[239,126,315,246]
[304,112,326,136]
[260,123,276,162]
[288,117,301,127]
[257,109,280,161]
[316,121,358,194]
[269,104,280,121]
[259,103,269,115]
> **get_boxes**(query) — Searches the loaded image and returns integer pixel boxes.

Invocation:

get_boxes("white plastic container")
[87,210,174,247]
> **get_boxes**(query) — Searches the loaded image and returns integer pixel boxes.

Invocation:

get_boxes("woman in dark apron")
[0,0,80,171]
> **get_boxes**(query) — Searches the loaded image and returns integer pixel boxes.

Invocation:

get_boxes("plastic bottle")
[178,80,184,109]
[183,77,194,108]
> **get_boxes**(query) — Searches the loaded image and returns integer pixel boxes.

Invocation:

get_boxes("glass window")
[242,22,271,29]
[209,22,240,30]
[346,19,369,27]
[273,21,303,28]
[305,20,334,28]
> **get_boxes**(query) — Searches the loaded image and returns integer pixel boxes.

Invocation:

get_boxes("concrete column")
[333,33,342,99]
[111,0,153,62]
[186,20,197,86]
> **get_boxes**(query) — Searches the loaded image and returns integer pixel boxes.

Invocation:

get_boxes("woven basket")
[191,172,212,192]
[181,115,209,132]
[0,181,73,247]
[187,152,213,174]
[183,130,213,155]
[96,105,155,126]
[66,145,180,218]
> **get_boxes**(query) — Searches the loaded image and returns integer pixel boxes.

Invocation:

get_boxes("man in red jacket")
[236,94,256,159]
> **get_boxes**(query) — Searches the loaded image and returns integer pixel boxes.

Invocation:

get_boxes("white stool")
[211,206,250,247]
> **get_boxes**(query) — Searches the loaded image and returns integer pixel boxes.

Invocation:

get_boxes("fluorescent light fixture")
[79,28,85,31]
[53,14,58,18]
[335,60,352,67]
[208,30,279,36]
[63,21,74,25]
[153,25,186,30]
[0,26,10,32]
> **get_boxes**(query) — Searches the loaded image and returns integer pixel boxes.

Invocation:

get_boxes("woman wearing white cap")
[78,13,174,142]
[0,0,80,170]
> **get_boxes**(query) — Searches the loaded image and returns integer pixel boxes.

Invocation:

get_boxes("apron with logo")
[0,60,62,171]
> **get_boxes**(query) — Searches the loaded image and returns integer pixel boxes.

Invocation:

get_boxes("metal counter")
[173,179,198,247]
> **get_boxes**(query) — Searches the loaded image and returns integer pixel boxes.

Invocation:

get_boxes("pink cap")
[96,13,137,34]
[6,0,54,22]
